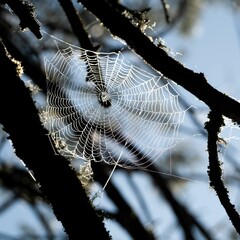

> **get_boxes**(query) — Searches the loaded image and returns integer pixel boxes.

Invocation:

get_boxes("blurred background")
[1,0,240,239]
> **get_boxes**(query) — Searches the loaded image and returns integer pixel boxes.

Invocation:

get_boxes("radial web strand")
[43,40,187,172]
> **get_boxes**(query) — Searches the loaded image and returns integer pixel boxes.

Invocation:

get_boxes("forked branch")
[205,110,240,234]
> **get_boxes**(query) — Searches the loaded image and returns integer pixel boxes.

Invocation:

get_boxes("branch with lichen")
[205,110,240,235]
[0,0,41,39]
[0,40,111,240]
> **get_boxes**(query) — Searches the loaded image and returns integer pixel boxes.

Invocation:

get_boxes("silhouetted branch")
[92,137,213,239]
[92,162,155,240]
[57,0,94,50]
[78,0,240,125]
[160,0,170,23]
[159,0,188,37]
[0,41,111,239]
[147,164,214,240]
[92,115,213,239]
[205,110,240,235]
[126,172,152,223]
[0,194,18,214]
[29,204,55,240]
[0,14,47,92]
[1,0,41,39]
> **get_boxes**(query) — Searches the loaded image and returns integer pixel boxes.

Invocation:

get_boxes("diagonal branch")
[0,40,111,240]
[1,0,42,39]
[205,110,240,235]
[160,0,170,23]
[93,128,213,239]
[78,0,240,124]
[57,0,94,50]
[92,162,155,240]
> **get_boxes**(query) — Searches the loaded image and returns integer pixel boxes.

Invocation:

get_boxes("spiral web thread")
[43,40,187,177]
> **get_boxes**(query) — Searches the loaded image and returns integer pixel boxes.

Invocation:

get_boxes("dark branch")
[58,0,94,50]
[92,163,155,240]
[91,130,213,239]
[205,110,240,235]
[78,0,240,124]
[161,0,170,23]
[0,16,47,92]
[1,0,41,39]
[0,41,111,240]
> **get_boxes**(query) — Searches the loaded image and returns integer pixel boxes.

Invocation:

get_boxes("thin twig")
[161,0,170,23]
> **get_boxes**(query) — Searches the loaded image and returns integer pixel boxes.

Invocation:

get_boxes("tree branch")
[205,110,240,235]
[78,0,240,124]
[57,0,94,50]
[0,41,111,239]
[92,163,155,240]
[1,0,42,39]
[160,0,170,23]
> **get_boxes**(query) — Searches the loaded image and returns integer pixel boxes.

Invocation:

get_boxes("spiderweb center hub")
[98,91,111,107]
[44,40,187,172]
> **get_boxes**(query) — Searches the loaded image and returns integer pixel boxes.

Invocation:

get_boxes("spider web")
[43,38,187,174]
